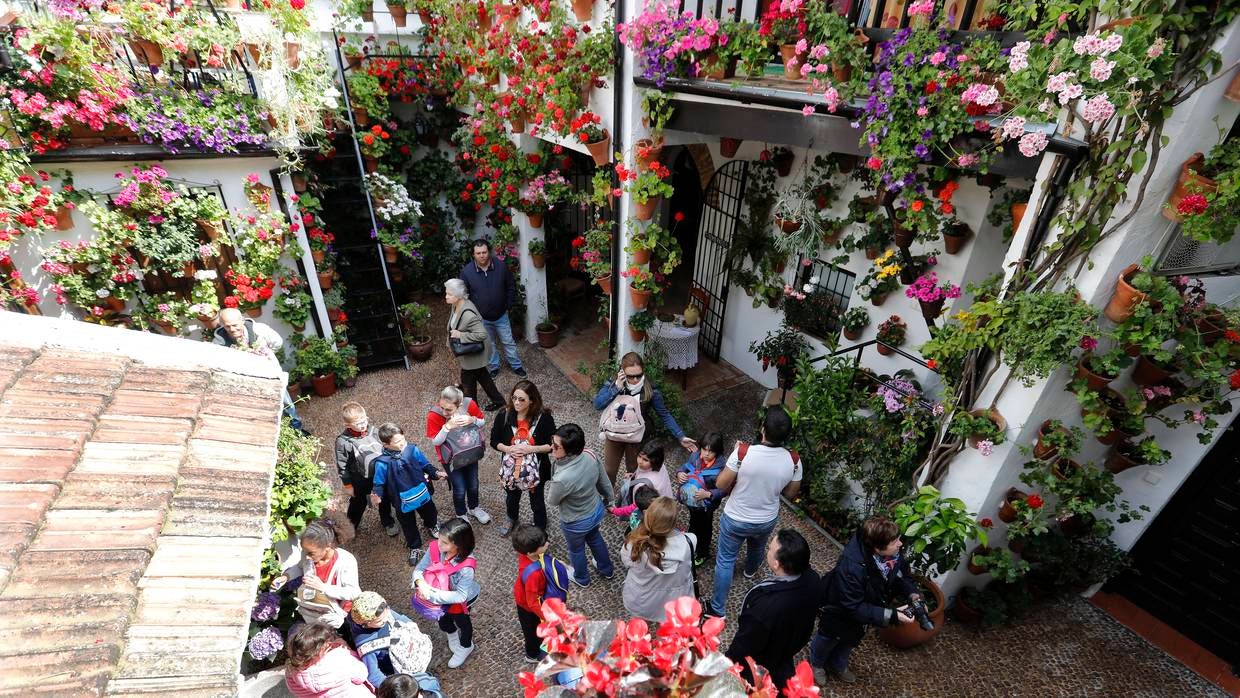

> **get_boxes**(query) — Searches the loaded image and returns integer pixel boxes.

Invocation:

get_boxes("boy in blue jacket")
[674,432,727,566]
[371,423,446,565]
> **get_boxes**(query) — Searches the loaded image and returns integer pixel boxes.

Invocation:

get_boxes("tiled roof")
[0,312,284,697]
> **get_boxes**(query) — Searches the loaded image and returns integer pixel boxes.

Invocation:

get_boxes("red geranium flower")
[979,517,993,529]
[1177,194,1209,216]
[1026,494,1044,509]
[1224,329,1240,344]
[1230,369,1240,390]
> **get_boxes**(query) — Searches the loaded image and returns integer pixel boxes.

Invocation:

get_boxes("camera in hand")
[899,597,934,631]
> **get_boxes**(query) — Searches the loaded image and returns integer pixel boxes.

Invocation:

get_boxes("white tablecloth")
[649,317,701,371]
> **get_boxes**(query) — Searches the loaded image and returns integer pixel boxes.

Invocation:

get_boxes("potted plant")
[295,338,345,398]
[1103,257,1175,323]
[904,271,961,319]
[857,250,902,307]
[1006,493,1050,548]
[841,307,869,341]
[1162,152,1219,223]
[1076,348,1130,391]
[628,310,655,342]
[748,325,810,388]
[972,547,1030,584]
[399,302,433,361]
[953,585,1008,628]
[804,3,868,86]
[571,111,610,166]
[386,0,408,26]
[767,146,795,177]
[528,239,547,268]
[536,317,559,348]
[997,488,1027,524]
[1032,419,1082,460]
[621,265,658,310]
[1171,140,1240,242]
[949,409,1007,454]
[626,160,674,221]
[759,2,805,79]
[520,172,572,228]
[273,279,312,332]
[345,71,389,126]
[875,315,906,355]
[639,91,675,142]
[1106,435,1170,474]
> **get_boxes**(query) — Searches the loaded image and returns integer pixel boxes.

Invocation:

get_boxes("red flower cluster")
[1230,369,1240,390]
[978,517,994,529]
[569,111,605,143]
[1026,494,1044,509]
[1176,194,1209,216]
[224,269,275,305]
[935,180,960,215]
[1224,329,1240,344]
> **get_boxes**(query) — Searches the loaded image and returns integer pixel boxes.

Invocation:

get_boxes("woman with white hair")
[444,278,504,411]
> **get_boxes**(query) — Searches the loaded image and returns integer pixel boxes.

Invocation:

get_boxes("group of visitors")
[233,242,924,693]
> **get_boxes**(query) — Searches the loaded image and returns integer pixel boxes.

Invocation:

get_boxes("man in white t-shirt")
[707,406,801,617]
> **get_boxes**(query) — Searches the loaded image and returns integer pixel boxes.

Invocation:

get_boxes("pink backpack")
[410,540,477,621]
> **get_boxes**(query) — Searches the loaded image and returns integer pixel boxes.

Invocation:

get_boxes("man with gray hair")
[213,306,305,432]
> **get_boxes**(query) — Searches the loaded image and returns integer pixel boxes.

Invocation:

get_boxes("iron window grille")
[787,257,855,341]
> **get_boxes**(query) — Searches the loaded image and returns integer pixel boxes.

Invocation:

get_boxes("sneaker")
[407,549,424,566]
[525,653,542,663]
[499,518,515,536]
[470,507,492,524]
[811,667,827,686]
[570,577,590,588]
[743,568,758,579]
[488,368,499,379]
[598,569,615,580]
[513,367,528,378]
[703,607,724,619]
[829,668,857,684]
[384,524,399,537]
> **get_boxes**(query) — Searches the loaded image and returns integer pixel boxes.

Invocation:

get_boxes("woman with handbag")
[444,278,504,411]
[592,352,696,485]
[489,380,556,536]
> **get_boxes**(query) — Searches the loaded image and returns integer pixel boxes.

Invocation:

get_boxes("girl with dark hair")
[490,379,556,535]
[284,622,373,697]
[675,431,728,564]
[620,497,696,622]
[273,512,360,629]
[412,517,481,669]
[592,352,697,485]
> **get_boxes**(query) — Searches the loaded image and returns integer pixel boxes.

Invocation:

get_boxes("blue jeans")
[809,632,858,673]
[482,313,524,373]
[710,513,777,615]
[447,461,480,516]
[282,388,304,432]
[560,501,613,584]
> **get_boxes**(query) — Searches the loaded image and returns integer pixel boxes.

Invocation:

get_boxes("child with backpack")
[674,432,727,566]
[609,479,659,534]
[371,423,447,567]
[411,517,481,669]
[511,524,571,661]
[348,591,433,689]
[592,352,696,485]
[426,386,492,525]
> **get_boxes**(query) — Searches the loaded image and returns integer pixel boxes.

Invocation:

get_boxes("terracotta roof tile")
[0,346,36,368]
[118,366,212,395]
[186,439,279,474]
[106,676,240,697]
[92,415,194,446]
[0,522,37,588]
[0,448,77,485]
[53,473,176,511]
[0,645,118,695]
[0,483,60,525]
[0,388,108,420]
[4,549,150,597]
[107,389,203,420]
[30,509,166,553]
[0,593,133,631]
[75,442,185,478]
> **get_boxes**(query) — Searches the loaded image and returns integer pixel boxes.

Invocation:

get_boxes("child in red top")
[512,524,553,661]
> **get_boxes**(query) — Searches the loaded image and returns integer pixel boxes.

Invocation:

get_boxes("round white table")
[649,316,701,371]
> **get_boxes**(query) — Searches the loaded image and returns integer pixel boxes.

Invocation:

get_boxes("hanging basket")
[720,137,742,158]
[775,217,802,233]
[635,197,660,221]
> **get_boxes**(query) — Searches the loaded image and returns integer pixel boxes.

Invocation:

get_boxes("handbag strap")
[686,535,702,600]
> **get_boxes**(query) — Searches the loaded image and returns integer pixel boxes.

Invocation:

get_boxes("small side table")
[649,316,701,387]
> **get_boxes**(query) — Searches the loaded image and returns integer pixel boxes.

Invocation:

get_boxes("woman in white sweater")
[621,497,697,622]
[273,516,361,628]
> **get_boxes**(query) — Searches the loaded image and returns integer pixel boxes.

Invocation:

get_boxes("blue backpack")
[520,553,570,603]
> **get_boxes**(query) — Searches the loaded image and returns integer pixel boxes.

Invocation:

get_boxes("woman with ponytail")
[273,511,361,629]
[619,497,696,621]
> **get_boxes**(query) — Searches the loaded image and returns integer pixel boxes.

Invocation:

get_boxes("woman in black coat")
[489,379,555,535]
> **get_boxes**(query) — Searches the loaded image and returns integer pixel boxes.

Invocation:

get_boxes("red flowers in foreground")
[1176,193,1209,216]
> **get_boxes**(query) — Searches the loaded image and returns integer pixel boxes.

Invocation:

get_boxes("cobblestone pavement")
[295,333,1222,697]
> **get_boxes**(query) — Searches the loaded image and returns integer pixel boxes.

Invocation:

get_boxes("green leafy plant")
[891,485,988,577]
[528,238,546,256]
[640,90,675,139]
[973,547,1030,584]
[948,411,1005,445]
[628,309,655,332]
[294,337,345,379]
[270,418,332,543]
[748,325,810,373]
[875,314,907,346]
[398,301,431,339]
[842,307,869,333]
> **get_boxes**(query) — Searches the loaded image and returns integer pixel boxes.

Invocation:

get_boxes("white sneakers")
[470,507,492,524]
[445,630,474,668]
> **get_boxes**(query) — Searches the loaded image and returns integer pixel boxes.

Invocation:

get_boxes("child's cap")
[351,591,388,623]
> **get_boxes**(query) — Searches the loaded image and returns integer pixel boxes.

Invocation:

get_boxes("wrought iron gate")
[692,160,749,361]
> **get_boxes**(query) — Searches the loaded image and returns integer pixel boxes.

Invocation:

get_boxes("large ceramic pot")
[407,336,433,362]
[311,374,337,397]
[877,576,946,649]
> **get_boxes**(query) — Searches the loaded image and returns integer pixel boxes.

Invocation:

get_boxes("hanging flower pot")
[1010,202,1028,232]
[311,249,326,265]
[779,45,803,80]
[966,408,1006,449]
[631,248,651,265]
[382,244,398,264]
[418,8,432,24]
[585,130,611,166]
[511,113,526,133]
[843,325,863,341]
[918,298,945,320]
[595,274,612,295]
[772,258,786,274]
[998,488,1027,523]
[244,306,263,318]
[1162,153,1217,222]
[353,106,369,127]
[54,205,74,230]
[1103,264,1148,323]
[291,173,308,193]
[531,253,546,269]
[629,288,651,310]
[362,6,375,22]
[129,39,163,66]
[942,223,970,255]
[719,137,742,158]
[635,138,664,167]
[311,374,337,398]
[105,296,127,313]
[1132,354,1175,386]
[318,268,334,289]
[830,62,852,83]
[893,224,916,249]
[635,197,660,221]
[865,246,881,260]
[1105,440,1143,474]
[775,217,802,233]
[772,149,795,177]
[526,210,544,228]
[1075,353,1117,391]
[628,325,647,342]
[363,156,379,173]
[388,3,407,25]
[570,0,593,20]
[1052,458,1080,481]
[876,342,894,356]
[346,53,363,70]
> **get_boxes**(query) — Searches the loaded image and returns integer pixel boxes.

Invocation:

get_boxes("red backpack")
[736,441,800,467]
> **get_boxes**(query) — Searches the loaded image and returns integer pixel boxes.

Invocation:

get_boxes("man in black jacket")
[725,528,820,689]
[459,239,526,380]
[810,516,918,684]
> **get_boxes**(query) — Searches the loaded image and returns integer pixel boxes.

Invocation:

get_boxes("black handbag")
[450,308,485,356]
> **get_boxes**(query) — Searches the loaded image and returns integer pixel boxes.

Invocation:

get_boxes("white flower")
[802,284,814,293]
[808,275,820,285]
[86,264,100,273]
[194,269,219,281]
[95,288,110,298]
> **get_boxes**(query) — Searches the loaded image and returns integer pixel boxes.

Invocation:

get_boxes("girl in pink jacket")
[285,623,375,697]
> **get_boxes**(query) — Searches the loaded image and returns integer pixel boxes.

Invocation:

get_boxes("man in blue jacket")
[460,239,526,380]
[370,423,446,565]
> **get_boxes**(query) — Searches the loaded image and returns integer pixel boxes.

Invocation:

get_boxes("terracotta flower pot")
[287,381,301,399]
[843,326,863,341]
[1162,153,1217,223]
[570,0,592,21]
[893,224,916,249]
[311,374,337,398]
[585,131,611,166]
[353,106,369,127]
[635,197,659,221]
[1105,441,1142,474]
[628,325,647,342]
[388,4,407,26]
[363,156,379,173]
[1103,264,1148,323]
[629,288,651,310]
[775,217,802,233]
[631,248,651,265]
[244,306,263,318]
[1034,419,1065,459]
[635,138,664,167]
[967,548,988,575]
[998,488,1026,523]
[943,223,970,254]
[312,249,326,265]
[720,137,742,158]
[1053,458,1080,481]
[876,343,894,356]
[285,41,300,68]
[407,336,433,362]
[865,246,881,260]
[105,296,126,313]
[919,298,945,320]
[596,274,612,295]
[869,292,888,307]
[772,150,795,177]
[54,205,74,230]
[318,269,334,289]
[530,252,546,269]
[383,244,398,264]
[966,408,1006,449]
[536,324,560,348]
[362,7,375,22]
[418,9,432,24]
[129,39,163,66]
[291,174,308,193]
[878,577,945,648]
[1076,353,1116,391]
[1010,202,1028,232]
[1226,71,1240,102]
[1132,354,1175,387]
[831,62,852,83]
[700,54,737,79]
[779,44,803,80]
